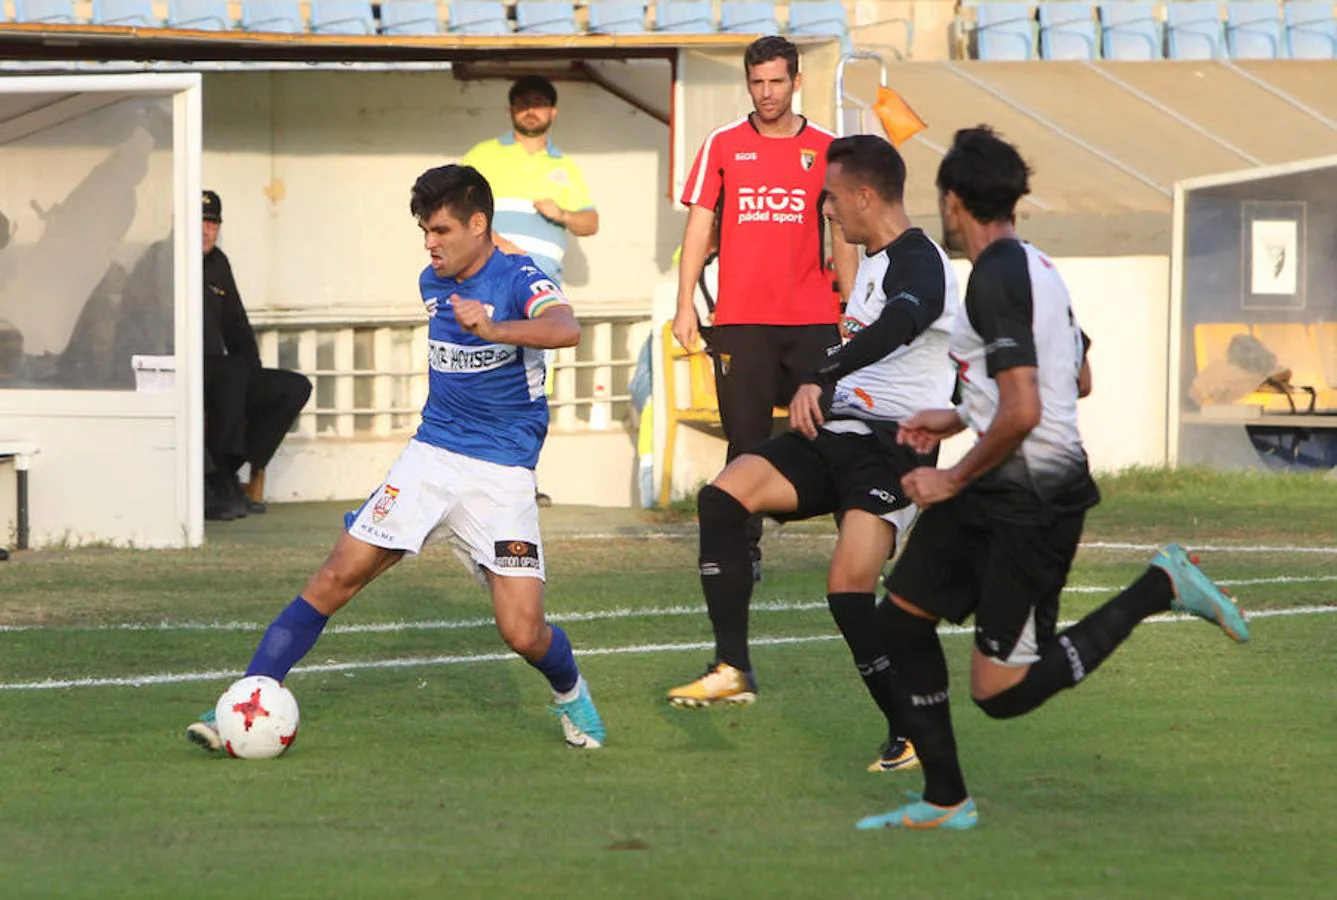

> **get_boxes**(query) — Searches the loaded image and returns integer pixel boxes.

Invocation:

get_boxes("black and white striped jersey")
[951,239,1099,516]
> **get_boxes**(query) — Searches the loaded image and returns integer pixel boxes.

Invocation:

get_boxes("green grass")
[0,468,1334,899]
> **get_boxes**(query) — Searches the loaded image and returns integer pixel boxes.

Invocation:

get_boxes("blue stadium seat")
[974,2,1036,60]
[91,0,160,27]
[515,0,577,34]
[1165,0,1224,59]
[1099,2,1162,59]
[1225,1,1284,59]
[379,0,441,34]
[1284,0,1337,59]
[448,0,509,34]
[12,0,78,24]
[719,1,779,35]
[656,0,713,34]
[1037,2,1097,60]
[587,0,646,34]
[241,0,304,32]
[168,0,232,30]
[310,0,373,33]
[788,0,852,51]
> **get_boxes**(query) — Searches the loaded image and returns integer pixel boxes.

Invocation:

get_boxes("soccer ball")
[215,675,300,760]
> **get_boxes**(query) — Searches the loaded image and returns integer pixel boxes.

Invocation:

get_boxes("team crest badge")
[719,352,731,376]
[800,148,817,171]
[371,485,400,524]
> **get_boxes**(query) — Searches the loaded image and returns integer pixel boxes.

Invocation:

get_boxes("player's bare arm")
[451,295,580,349]
[902,366,1041,508]
[788,383,825,440]
[534,198,599,237]
[673,204,716,349]
[897,408,967,454]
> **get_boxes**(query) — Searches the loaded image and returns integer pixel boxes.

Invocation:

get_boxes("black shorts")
[883,491,1085,665]
[705,323,841,459]
[751,424,932,529]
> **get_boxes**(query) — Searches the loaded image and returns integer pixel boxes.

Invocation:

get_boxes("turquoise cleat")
[185,708,222,752]
[857,794,979,831]
[551,677,606,749]
[1150,544,1250,643]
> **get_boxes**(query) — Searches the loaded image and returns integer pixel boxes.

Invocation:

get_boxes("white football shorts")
[347,438,545,582]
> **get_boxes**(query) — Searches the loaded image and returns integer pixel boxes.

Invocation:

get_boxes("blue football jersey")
[414,249,568,468]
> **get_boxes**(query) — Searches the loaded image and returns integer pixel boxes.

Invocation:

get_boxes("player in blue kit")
[186,165,607,751]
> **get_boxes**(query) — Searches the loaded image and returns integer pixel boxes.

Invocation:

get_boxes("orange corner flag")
[873,86,926,148]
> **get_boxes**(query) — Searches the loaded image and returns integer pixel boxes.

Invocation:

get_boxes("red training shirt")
[681,115,838,327]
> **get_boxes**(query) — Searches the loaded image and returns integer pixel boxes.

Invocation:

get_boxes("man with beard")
[666,35,858,707]
[462,75,598,507]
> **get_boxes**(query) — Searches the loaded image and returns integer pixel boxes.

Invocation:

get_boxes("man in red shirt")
[669,35,857,699]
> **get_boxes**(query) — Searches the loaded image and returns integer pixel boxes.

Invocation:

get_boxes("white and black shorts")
[347,438,545,583]
[750,422,931,538]
[883,492,1085,665]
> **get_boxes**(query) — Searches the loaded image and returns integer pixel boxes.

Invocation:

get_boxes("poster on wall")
[1241,200,1305,311]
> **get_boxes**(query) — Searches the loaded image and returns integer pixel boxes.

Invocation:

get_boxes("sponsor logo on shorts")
[868,487,897,505]
[494,539,540,570]
[371,485,400,524]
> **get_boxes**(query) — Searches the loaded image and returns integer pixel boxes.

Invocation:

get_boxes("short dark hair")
[744,35,800,79]
[508,74,558,107]
[935,125,1032,224]
[410,165,494,230]
[826,135,906,204]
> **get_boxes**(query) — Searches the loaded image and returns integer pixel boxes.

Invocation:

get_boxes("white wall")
[201,68,683,317]
[653,255,1172,503]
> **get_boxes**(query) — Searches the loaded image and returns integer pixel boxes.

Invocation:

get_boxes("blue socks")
[528,624,580,695]
[245,596,330,681]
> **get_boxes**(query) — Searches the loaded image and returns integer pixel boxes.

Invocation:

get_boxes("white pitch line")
[1082,541,1337,554]
[555,531,1337,556]
[1,604,1334,693]
[2,573,1335,636]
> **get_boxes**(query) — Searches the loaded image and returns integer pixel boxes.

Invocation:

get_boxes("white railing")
[250,311,653,437]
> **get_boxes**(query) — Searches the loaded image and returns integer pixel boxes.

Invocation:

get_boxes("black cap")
[202,189,222,223]
[508,75,557,107]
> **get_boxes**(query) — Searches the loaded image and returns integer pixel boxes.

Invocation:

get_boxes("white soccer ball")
[215,675,300,760]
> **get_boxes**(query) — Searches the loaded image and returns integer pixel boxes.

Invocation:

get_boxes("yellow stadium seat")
[1314,322,1337,389]
[659,321,784,507]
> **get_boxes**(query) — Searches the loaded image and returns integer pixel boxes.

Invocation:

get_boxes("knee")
[972,690,1021,720]
[698,483,748,527]
[305,562,362,607]
[498,617,547,658]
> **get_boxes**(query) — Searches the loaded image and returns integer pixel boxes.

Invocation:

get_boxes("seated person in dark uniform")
[202,189,312,521]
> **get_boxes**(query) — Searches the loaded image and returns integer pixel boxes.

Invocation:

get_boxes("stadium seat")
[310,0,374,33]
[12,0,78,24]
[1037,2,1098,60]
[1193,322,1251,373]
[241,0,304,32]
[973,2,1036,60]
[719,1,779,35]
[1099,1,1162,59]
[1165,0,1224,59]
[515,0,578,34]
[788,0,853,52]
[1284,0,1337,59]
[656,0,713,34]
[168,0,232,30]
[586,0,646,34]
[91,0,159,27]
[448,0,509,34]
[379,0,442,34]
[1225,1,1284,59]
